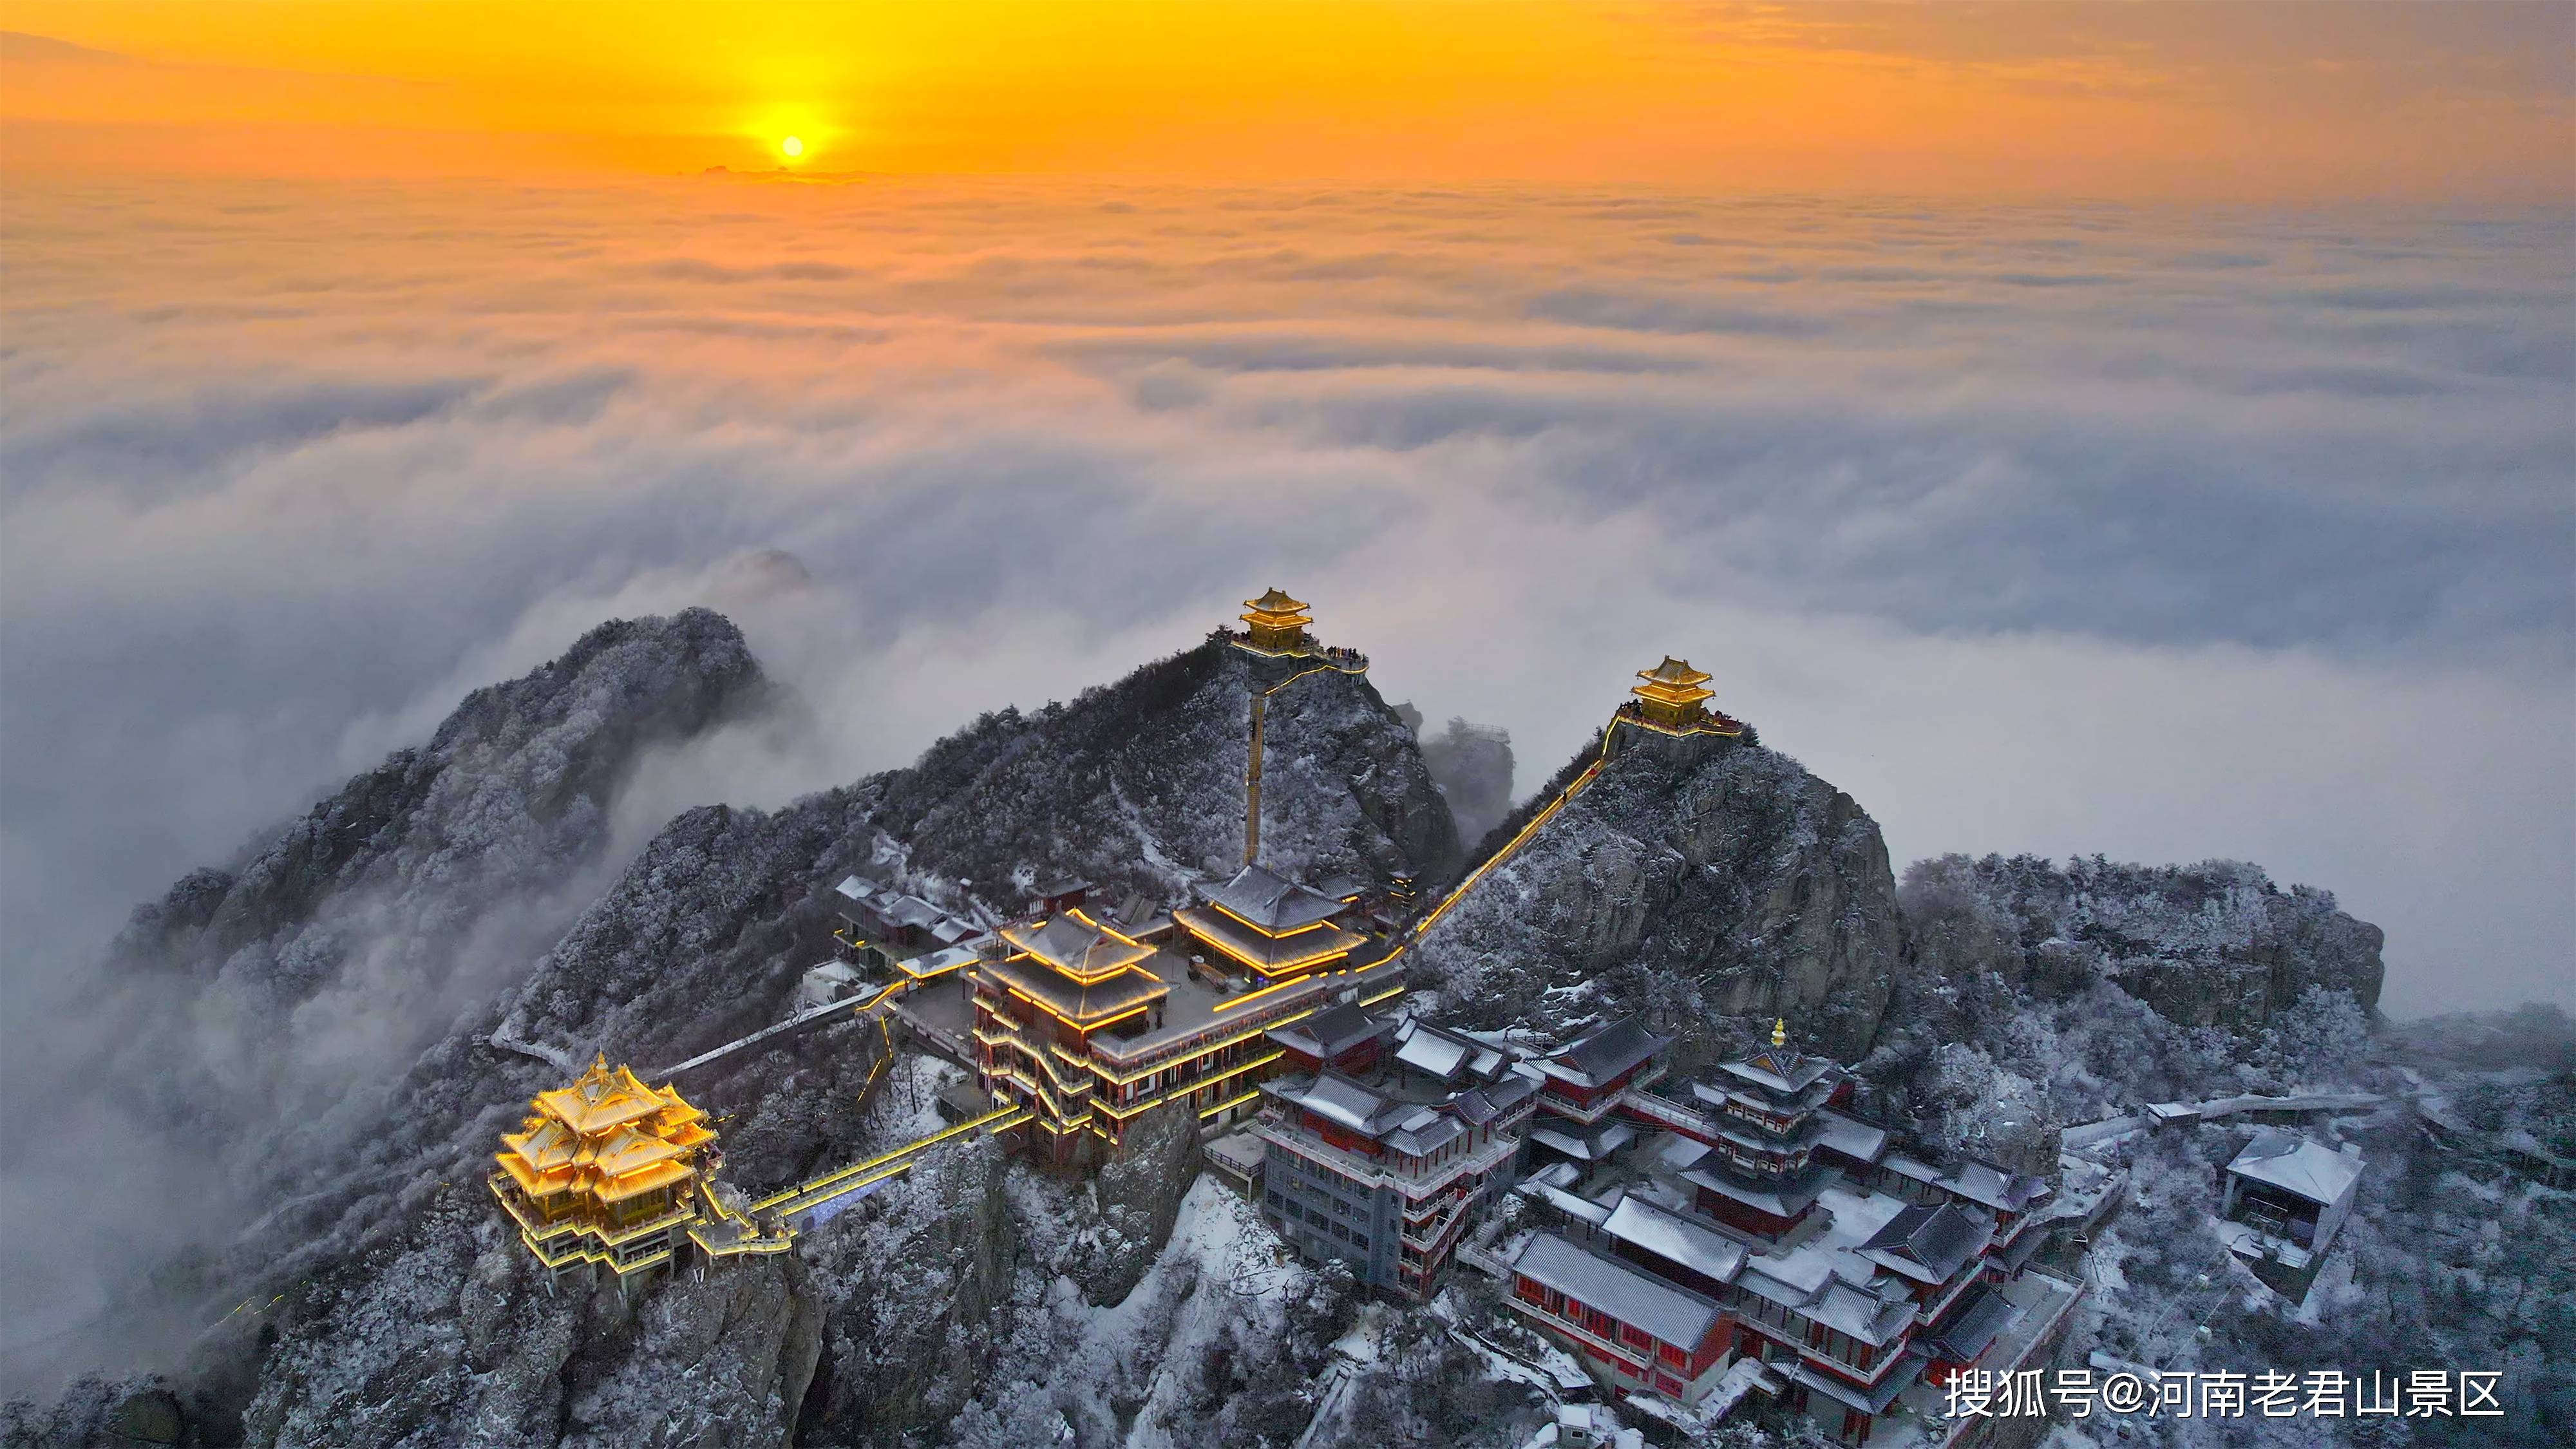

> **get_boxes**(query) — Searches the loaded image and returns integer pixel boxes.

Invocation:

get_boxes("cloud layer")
[2,175,2568,1024]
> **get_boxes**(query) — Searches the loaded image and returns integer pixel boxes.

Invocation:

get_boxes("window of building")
[1657,1373,1685,1395]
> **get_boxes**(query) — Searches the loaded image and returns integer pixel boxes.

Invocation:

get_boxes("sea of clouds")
[3,174,2568,1026]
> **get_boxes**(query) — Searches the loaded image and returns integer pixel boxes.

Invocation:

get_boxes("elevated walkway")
[647,978,907,1081]
[750,1104,1031,1218]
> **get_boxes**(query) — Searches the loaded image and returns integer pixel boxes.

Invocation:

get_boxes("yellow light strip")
[1198,1088,1263,1120]
[1402,756,1607,946]
[746,1104,1024,1212]
[1092,1049,1285,1121]
[1213,970,1336,1014]
[1081,1009,1320,1083]
[1191,927,1350,978]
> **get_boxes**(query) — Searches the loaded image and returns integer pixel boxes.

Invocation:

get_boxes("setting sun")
[780,135,802,159]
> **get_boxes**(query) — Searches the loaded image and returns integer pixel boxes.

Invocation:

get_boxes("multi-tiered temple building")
[971,868,1403,1164]
[1499,1023,2083,1444]
[489,1056,790,1286]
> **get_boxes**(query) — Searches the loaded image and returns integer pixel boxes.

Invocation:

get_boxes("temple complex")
[490,1056,790,1286]
[1496,1021,2080,1443]
[972,867,1402,1164]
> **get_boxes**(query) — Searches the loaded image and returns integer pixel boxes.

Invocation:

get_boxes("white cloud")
[1,174,2567,1020]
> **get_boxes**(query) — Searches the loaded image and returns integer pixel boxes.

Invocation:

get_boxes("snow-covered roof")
[1287,1072,1393,1135]
[1719,1046,1838,1093]
[2226,1130,2364,1206]
[1511,1233,1723,1350]
[1814,1110,1891,1165]
[1547,1017,1669,1087]
[1270,1003,1387,1061]
[1396,1023,1473,1081]
[1201,863,1344,933]
[1859,1202,1989,1284]
[1600,1197,1748,1285]
[1924,1282,2022,1363]
[1806,1280,1917,1348]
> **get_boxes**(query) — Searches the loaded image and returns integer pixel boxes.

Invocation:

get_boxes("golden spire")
[1772,1017,1786,1049]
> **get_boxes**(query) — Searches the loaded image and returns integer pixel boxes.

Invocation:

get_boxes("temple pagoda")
[489,1056,732,1285]
[1674,1019,1847,1238]
[1238,587,1314,652]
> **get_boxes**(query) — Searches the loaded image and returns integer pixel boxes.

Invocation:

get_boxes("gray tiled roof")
[1925,1282,2021,1363]
[1551,1017,1669,1086]
[1202,863,1345,933]
[1601,1197,1748,1285]
[1511,1232,1724,1350]
[1860,1203,1987,1283]
[1269,1003,1386,1060]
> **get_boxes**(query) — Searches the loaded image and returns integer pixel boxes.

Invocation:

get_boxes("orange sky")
[2,1,2570,199]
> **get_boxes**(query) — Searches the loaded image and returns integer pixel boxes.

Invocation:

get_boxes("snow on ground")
[1106,1179,1303,1448]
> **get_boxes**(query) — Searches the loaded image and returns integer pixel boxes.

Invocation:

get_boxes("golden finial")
[1772,1017,1786,1049]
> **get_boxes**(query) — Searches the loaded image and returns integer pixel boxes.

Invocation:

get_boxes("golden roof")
[1241,587,1312,624]
[535,1056,674,1135]
[1632,656,1716,706]
[497,1056,714,1204]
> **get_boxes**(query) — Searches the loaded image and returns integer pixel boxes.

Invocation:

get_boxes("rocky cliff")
[6,622,1462,1448]
[1899,853,2387,1030]
[1406,734,1906,1064]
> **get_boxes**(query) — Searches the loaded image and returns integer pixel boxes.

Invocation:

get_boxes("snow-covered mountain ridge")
[4,608,2439,1449]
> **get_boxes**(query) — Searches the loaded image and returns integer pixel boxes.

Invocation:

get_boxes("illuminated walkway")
[751,1104,1031,1218]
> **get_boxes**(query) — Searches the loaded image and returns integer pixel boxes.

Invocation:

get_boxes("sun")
[780,135,803,159]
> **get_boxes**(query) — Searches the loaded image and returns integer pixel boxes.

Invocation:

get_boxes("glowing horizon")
[3,1,2570,201]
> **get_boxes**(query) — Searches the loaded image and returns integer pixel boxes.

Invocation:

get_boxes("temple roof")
[1269,1001,1388,1061]
[1718,1046,1844,1099]
[1200,864,1347,934]
[535,1057,690,1136]
[1242,587,1311,618]
[1542,1016,1669,1088]
[982,951,1170,1025]
[1001,910,1156,981]
[1860,1202,1990,1284]
[1600,1197,1750,1285]
[1177,905,1361,976]
[1513,1232,1724,1350]
[1638,656,1712,688]
[2226,1130,2364,1206]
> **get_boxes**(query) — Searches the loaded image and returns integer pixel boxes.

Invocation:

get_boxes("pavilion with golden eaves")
[1607,654,1746,758]
[970,871,1401,1166]
[1238,587,1314,653]
[490,1056,790,1286]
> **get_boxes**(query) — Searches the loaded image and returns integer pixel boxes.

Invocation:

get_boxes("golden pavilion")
[1624,656,1745,737]
[489,1056,786,1285]
[1238,588,1314,653]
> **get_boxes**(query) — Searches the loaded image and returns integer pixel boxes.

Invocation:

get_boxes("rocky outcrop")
[236,1191,819,1449]
[1070,1103,1207,1306]
[794,1142,1023,1446]
[871,634,1461,905]
[21,617,1461,1448]
[93,607,770,1153]
[1408,737,1906,1063]
[1899,853,2386,1032]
